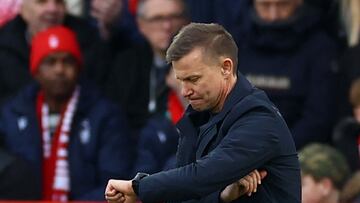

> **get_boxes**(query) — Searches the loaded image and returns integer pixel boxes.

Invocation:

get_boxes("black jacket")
[137,74,301,203]
[105,42,169,131]
[238,5,338,149]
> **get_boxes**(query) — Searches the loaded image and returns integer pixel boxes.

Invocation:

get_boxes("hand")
[105,179,137,203]
[220,170,267,202]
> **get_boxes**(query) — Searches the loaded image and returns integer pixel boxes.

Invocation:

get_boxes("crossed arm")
[105,169,267,203]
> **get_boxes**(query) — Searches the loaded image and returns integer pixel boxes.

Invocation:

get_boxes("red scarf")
[167,90,184,124]
[36,87,79,201]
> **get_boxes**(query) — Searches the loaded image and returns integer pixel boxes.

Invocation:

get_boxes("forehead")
[42,52,74,61]
[173,48,212,78]
[143,0,183,17]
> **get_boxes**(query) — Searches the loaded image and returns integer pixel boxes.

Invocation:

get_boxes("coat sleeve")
[138,106,280,203]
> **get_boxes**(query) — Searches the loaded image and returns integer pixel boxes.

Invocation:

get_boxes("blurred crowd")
[0,0,360,202]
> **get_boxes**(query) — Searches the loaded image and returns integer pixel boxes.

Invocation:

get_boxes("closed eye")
[187,76,200,83]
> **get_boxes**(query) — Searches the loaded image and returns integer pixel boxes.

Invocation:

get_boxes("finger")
[254,169,262,185]
[238,178,249,196]
[117,194,126,203]
[105,188,118,197]
[244,175,253,196]
[260,170,268,179]
[105,180,115,195]
[105,192,124,201]
[250,172,258,193]
[107,195,125,203]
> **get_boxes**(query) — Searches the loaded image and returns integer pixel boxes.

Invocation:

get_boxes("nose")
[268,5,280,21]
[53,61,66,74]
[181,83,193,98]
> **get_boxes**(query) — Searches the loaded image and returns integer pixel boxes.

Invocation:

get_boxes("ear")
[319,178,334,196]
[221,58,233,78]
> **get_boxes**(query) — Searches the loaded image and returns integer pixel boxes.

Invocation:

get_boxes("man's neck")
[43,94,69,113]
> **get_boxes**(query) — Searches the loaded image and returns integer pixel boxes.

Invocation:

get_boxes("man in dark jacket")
[237,0,338,149]
[105,23,300,203]
[105,0,189,131]
[0,25,134,201]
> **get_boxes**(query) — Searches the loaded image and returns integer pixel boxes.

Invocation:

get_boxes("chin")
[191,105,208,112]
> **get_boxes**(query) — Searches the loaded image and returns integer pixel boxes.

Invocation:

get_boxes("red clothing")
[167,90,184,124]
[0,0,21,27]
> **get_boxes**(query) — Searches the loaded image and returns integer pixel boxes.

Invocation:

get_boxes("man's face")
[173,48,230,113]
[137,0,187,54]
[34,52,79,100]
[254,0,302,22]
[21,0,66,35]
[301,175,326,203]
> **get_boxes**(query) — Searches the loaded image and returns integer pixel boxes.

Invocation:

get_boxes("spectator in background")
[333,78,360,172]
[340,170,360,203]
[300,143,350,203]
[183,0,251,44]
[237,0,338,149]
[133,114,179,174]
[0,0,22,27]
[133,69,186,175]
[337,0,360,120]
[106,0,189,132]
[0,26,134,201]
[0,0,127,106]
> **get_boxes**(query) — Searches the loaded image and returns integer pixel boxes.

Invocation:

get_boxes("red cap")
[30,25,82,75]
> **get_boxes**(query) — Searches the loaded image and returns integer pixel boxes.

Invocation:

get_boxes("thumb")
[260,170,267,179]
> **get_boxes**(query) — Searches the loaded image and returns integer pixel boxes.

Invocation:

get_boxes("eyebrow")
[177,75,200,81]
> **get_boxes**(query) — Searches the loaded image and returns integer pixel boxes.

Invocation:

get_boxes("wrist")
[131,172,149,195]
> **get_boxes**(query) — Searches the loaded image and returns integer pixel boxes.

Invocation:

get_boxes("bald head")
[21,0,66,37]
[136,0,188,56]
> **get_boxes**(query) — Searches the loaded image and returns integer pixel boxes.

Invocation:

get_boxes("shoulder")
[1,84,38,111]
[223,89,287,133]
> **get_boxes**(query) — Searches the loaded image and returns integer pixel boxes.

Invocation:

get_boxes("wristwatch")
[132,172,149,195]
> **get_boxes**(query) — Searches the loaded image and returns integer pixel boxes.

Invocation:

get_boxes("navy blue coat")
[0,82,134,200]
[136,74,301,203]
[237,5,338,149]
[133,115,179,175]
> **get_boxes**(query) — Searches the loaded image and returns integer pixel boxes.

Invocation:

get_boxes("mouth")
[188,98,202,105]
